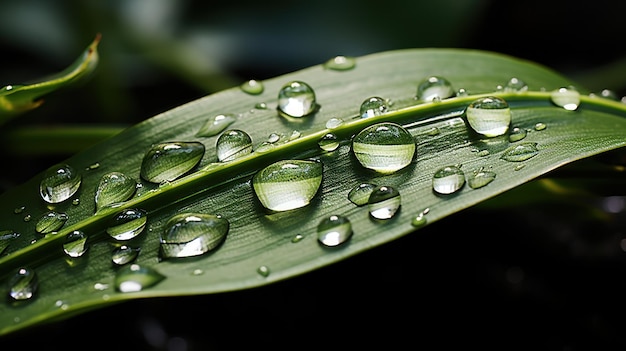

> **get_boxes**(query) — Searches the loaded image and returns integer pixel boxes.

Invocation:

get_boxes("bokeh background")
[2,0,626,349]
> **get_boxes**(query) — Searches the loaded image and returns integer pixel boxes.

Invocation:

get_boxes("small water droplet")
[160,213,229,259]
[192,269,204,276]
[503,77,528,92]
[416,76,454,102]
[514,164,526,171]
[63,230,89,258]
[71,198,80,206]
[318,133,339,151]
[477,150,490,157]
[432,165,465,195]
[501,142,539,162]
[289,130,301,140]
[277,81,317,118]
[39,164,82,204]
[467,169,496,189]
[592,89,619,101]
[106,208,147,241]
[196,114,236,137]
[8,267,38,301]
[254,102,268,110]
[534,122,546,131]
[13,206,25,214]
[352,122,415,174]
[216,129,253,162]
[348,183,377,206]
[112,245,141,265]
[95,172,137,211]
[456,88,468,97]
[35,211,68,234]
[368,185,401,220]
[240,79,264,95]
[426,127,440,136]
[317,214,353,247]
[0,230,19,255]
[325,118,344,129]
[140,142,205,183]
[508,127,527,142]
[94,282,109,291]
[359,96,387,118]
[267,133,281,144]
[323,55,356,70]
[86,162,100,170]
[255,141,275,153]
[465,96,511,137]
[114,264,165,293]
[252,160,323,212]
[411,213,427,228]
[550,87,580,110]
[23,214,31,222]
[291,234,304,243]
[257,265,270,277]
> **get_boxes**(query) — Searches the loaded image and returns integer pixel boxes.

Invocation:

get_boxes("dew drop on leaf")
[216,129,253,162]
[467,169,496,189]
[352,122,416,174]
[114,264,165,293]
[63,230,89,258]
[534,122,546,131]
[325,117,344,129]
[257,265,270,277]
[359,96,387,118]
[318,133,339,151]
[503,77,528,92]
[106,208,147,241]
[465,96,511,137]
[95,172,137,211]
[0,230,19,255]
[416,76,454,102]
[368,185,401,220]
[550,87,580,111]
[411,213,427,228]
[35,211,68,234]
[348,183,377,206]
[8,267,38,301]
[39,164,81,204]
[508,127,527,142]
[140,141,205,183]
[500,142,539,162]
[323,55,356,71]
[317,214,353,247]
[160,213,229,259]
[196,114,236,137]
[252,160,323,212]
[432,165,466,195]
[240,79,264,95]
[112,245,140,265]
[277,81,317,118]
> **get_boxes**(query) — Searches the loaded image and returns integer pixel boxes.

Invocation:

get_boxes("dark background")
[2,0,626,349]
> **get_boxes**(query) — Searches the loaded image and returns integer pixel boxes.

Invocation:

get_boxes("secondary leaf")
[0,48,625,336]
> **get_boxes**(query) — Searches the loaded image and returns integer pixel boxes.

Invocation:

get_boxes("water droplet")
[477,150,490,157]
[39,164,82,204]
[501,142,539,162]
[8,267,38,301]
[550,87,580,110]
[323,55,356,71]
[416,76,454,102]
[277,81,317,118]
[0,230,19,255]
[35,211,68,234]
[95,172,137,211]
[257,265,270,277]
[352,122,416,174]
[114,264,165,293]
[13,206,25,214]
[534,122,546,131]
[325,118,344,129]
[267,133,280,143]
[291,234,304,243]
[112,245,141,265]
[94,282,109,291]
[140,142,205,183]
[411,213,427,228]
[216,129,253,162]
[368,185,401,220]
[318,133,339,151]
[160,213,229,259]
[240,79,264,95]
[359,96,387,118]
[426,127,440,136]
[432,165,465,194]
[514,164,526,171]
[254,102,268,110]
[289,130,301,140]
[348,183,377,206]
[23,214,31,222]
[317,214,353,247]
[503,77,528,92]
[467,169,496,189]
[72,198,80,206]
[196,114,236,137]
[106,208,147,241]
[192,269,204,276]
[252,160,323,212]
[63,230,89,258]
[456,88,468,97]
[593,89,619,101]
[86,162,100,170]
[465,96,511,137]
[508,127,527,142]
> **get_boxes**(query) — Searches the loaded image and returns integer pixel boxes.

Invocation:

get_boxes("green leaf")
[1,48,625,335]
[0,34,101,122]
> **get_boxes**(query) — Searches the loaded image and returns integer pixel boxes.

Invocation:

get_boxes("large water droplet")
[95,172,137,211]
[465,96,511,137]
[140,142,205,183]
[323,55,356,71]
[160,213,229,259]
[550,87,580,110]
[39,164,81,204]
[0,230,19,255]
[317,214,352,247]
[352,122,416,174]
[252,160,323,212]
[63,230,89,258]
[35,211,68,234]
[240,79,264,95]
[467,168,496,189]
[216,129,253,162]
[416,76,454,102]
[348,183,377,206]
[114,264,165,293]
[432,165,465,195]
[277,81,317,118]
[318,133,339,151]
[359,96,387,118]
[106,208,147,241]
[501,142,539,162]
[8,267,38,301]
[368,185,401,220]
[196,114,236,137]
[112,245,140,265]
